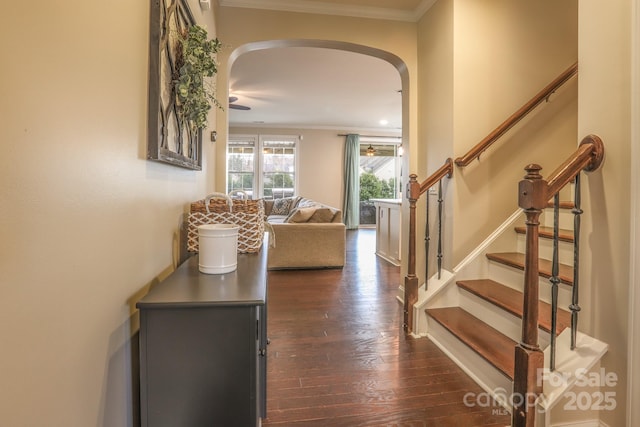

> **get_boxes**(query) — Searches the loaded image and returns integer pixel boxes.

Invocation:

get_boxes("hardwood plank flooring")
[264,228,511,426]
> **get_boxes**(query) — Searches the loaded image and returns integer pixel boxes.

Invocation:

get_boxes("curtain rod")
[337,134,401,138]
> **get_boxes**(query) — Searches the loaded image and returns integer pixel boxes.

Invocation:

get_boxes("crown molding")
[219,0,437,22]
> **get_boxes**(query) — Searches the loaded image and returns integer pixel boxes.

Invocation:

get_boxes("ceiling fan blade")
[228,96,238,103]
[229,104,251,110]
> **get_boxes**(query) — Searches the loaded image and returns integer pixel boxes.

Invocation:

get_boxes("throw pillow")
[285,207,317,223]
[296,197,320,209]
[308,207,338,223]
[263,200,274,217]
[271,197,296,215]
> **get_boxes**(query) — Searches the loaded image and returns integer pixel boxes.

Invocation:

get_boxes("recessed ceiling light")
[379,119,389,126]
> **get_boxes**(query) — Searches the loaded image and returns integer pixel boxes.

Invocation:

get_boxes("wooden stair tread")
[427,307,515,379]
[457,279,571,335]
[514,225,574,242]
[486,252,573,286]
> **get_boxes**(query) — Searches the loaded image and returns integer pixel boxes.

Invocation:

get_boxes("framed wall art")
[147,0,216,170]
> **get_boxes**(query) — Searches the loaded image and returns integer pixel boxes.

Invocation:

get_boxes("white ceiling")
[222,0,436,133]
[228,47,402,132]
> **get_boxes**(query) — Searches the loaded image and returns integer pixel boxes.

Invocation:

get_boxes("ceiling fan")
[228,96,251,111]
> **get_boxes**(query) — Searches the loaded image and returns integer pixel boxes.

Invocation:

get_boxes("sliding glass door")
[359,141,401,226]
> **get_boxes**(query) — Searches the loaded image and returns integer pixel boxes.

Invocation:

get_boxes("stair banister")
[404,64,580,334]
[545,134,604,196]
[513,134,604,427]
[404,159,453,333]
[513,164,546,427]
[454,62,578,167]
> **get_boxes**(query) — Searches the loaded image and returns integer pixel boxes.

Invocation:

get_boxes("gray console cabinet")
[137,247,268,427]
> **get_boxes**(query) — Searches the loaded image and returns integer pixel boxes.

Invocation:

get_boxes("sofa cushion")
[308,207,338,223]
[267,215,288,223]
[270,196,299,215]
[285,207,317,223]
[263,200,274,216]
[284,206,340,223]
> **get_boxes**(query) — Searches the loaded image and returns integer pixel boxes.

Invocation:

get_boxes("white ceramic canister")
[198,224,240,274]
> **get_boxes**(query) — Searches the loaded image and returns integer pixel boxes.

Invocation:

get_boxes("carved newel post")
[404,174,420,333]
[513,164,547,427]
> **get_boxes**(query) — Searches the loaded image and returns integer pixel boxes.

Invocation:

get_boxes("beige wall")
[0,1,218,425]
[452,0,578,265]
[417,0,578,272]
[630,1,640,423]
[417,0,454,278]
[578,1,632,425]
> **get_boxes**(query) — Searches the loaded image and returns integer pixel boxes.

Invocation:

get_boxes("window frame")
[226,134,300,199]
[226,134,259,198]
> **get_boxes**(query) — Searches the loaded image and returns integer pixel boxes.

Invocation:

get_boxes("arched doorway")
[218,40,408,301]
[224,39,409,229]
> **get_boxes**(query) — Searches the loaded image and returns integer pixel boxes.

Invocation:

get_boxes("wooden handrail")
[546,134,604,197]
[417,159,454,197]
[512,134,604,427]
[455,62,578,167]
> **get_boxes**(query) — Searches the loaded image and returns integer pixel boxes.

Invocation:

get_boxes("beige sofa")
[264,197,346,270]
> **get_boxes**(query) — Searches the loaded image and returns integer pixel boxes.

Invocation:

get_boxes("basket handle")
[228,189,249,200]
[204,192,233,213]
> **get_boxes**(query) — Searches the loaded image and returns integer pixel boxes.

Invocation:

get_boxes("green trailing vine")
[174,25,222,131]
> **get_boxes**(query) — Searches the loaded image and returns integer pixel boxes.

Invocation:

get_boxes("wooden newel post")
[513,164,546,427]
[404,174,420,333]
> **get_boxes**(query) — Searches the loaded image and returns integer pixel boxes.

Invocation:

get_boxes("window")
[262,138,296,199]
[227,134,299,199]
[227,135,257,197]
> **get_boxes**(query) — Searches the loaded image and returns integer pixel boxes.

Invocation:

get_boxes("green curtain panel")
[342,134,360,229]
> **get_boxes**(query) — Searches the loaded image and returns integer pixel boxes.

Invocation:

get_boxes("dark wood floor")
[264,228,511,426]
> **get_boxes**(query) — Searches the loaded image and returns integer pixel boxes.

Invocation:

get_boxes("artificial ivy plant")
[174,25,222,131]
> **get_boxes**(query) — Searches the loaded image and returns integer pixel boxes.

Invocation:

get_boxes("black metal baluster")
[437,180,444,279]
[425,186,430,290]
[550,193,560,371]
[570,173,582,350]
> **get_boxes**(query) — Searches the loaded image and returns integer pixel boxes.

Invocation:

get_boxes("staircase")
[400,63,608,425]
[411,199,608,426]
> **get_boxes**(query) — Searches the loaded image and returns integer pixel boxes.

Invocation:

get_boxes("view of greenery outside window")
[262,139,296,199]
[359,142,401,225]
[227,136,257,197]
[227,135,298,199]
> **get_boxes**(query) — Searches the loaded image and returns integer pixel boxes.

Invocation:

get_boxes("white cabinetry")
[372,199,401,266]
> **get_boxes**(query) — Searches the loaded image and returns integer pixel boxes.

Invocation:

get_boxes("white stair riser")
[541,208,575,230]
[427,319,513,411]
[459,288,552,348]
[515,233,574,266]
[486,260,574,308]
